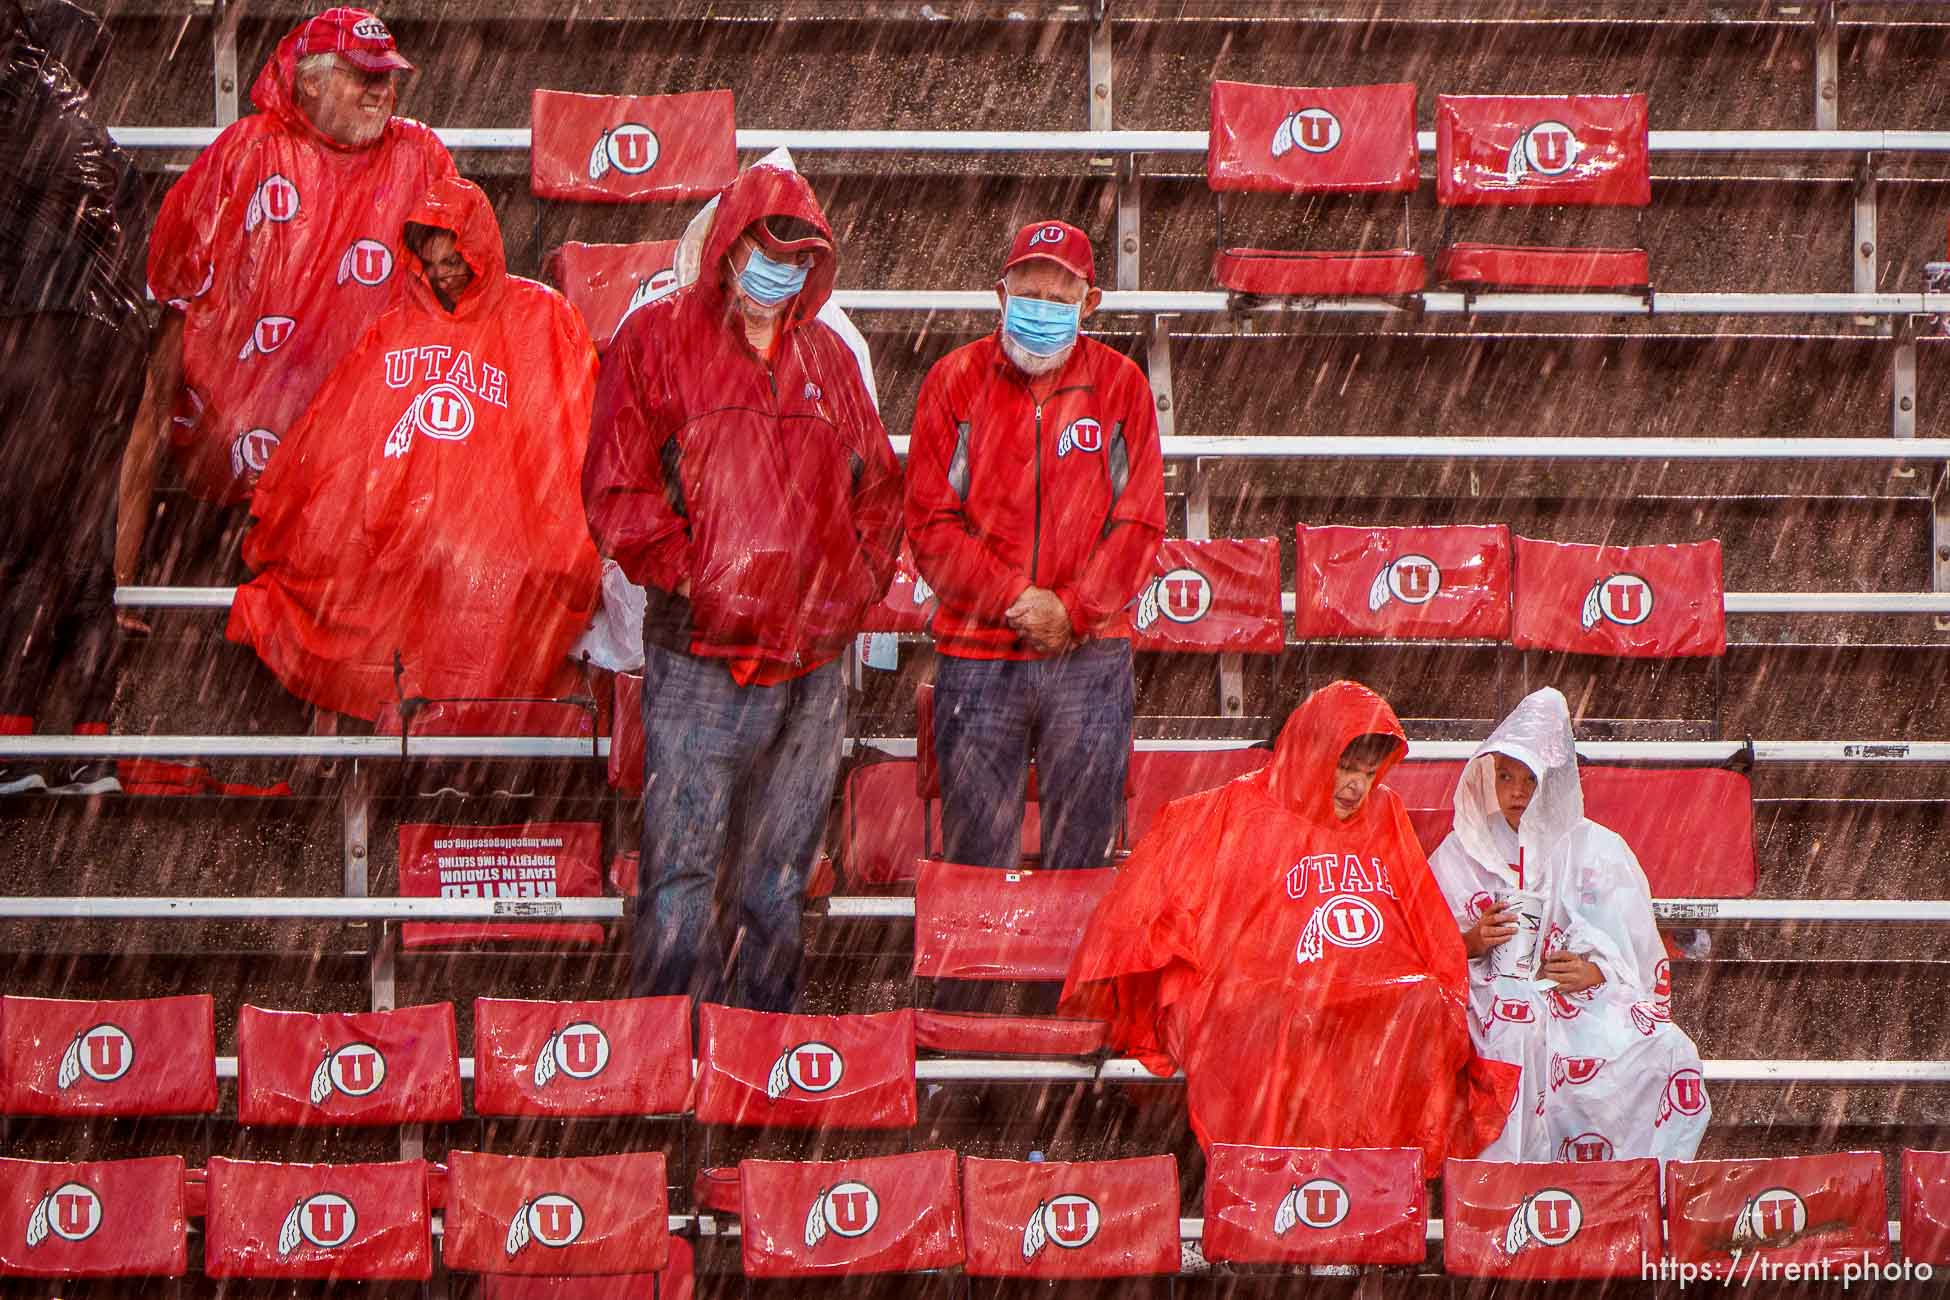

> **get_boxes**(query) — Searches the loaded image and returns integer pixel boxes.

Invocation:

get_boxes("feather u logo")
[278,1193,357,1254]
[1274,1178,1349,1234]
[532,1022,610,1088]
[805,1182,878,1247]
[1505,121,1583,185]
[506,1194,584,1256]
[1022,1194,1100,1258]
[766,1041,844,1100]
[25,1183,101,1246]
[1270,107,1342,158]
[309,1043,386,1104]
[589,123,659,179]
[58,1023,132,1088]
[1582,573,1654,629]
[1501,1188,1581,1255]
[1367,555,1441,611]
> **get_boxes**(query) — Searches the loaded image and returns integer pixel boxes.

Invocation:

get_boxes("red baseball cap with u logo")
[295,7,414,73]
[1001,219,1095,286]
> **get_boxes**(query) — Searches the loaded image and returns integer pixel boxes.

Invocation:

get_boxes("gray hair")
[293,51,338,95]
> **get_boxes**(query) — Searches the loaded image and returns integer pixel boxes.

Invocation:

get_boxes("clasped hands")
[1462,901,1605,994]
[1005,585,1073,655]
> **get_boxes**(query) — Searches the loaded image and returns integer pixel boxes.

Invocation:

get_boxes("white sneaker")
[0,767,47,795]
[50,763,121,795]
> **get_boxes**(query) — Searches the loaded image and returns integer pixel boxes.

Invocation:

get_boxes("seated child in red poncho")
[1061,680,1518,1167]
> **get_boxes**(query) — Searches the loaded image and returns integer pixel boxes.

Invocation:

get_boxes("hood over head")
[1260,680,1407,827]
[693,161,836,330]
[1451,686,1584,888]
[251,11,401,149]
[400,175,505,318]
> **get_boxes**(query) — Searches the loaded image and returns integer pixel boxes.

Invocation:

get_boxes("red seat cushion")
[444,1152,669,1276]
[472,996,692,1118]
[739,1150,964,1278]
[1437,243,1649,289]
[1512,537,1726,658]
[1124,748,1271,844]
[1444,1156,1661,1279]
[541,240,679,350]
[1665,1153,1890,1277]
[1203,1145,1426,1267]
[1131,538,1286,653]
[529,89,737,204]
[961,1155,1180,1279]
[913,1011,1108,1057]
[913,860,1117,982]
[1901,1150,1950,1268]
[203,1158,430,1280]
[397,822,606,951]
[1296,523,1514,641]
[0,1156,187,1278]
[695,1005,916,1130]
[0,994,218,1117]
[1216,248,1426,297]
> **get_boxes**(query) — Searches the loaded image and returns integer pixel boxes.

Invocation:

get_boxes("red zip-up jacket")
[582,165,902,670]
[905,333,1165,660]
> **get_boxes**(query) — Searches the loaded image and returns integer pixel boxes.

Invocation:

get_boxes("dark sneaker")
[49,763,121,795]
[0,766,47,795]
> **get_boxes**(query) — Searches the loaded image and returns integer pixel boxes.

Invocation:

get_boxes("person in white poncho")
[1428,687,1710,1165]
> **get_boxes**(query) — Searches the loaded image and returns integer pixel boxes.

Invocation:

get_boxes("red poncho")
[146,19,455,502]
[1061,680,1519,1166]
[227,176,601,721]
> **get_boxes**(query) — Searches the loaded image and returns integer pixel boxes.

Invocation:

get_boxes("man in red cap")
[584,164,902,1012]
[114,7,454,622]
[905,220,1165,883]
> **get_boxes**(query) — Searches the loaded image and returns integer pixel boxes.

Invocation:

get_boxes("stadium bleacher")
[6,0,1950,1292]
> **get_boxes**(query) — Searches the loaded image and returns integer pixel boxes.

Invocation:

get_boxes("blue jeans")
[933,638,1134,872]
[634,645,844,1011]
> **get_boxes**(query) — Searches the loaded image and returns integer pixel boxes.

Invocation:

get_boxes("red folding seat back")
[530,90,737,204]
[1124,748,1271,845]
[1581,767,1755,897]
[235,1003,463,1126]
[1378,760,1467,855]
[1901,1150,1950,1268]
[396,822,606,950]
[0,994,217,1116]
[1437,95,1651,208]
[739,1150,963,1278]
[1444,1157,1661,1279]
[961,1155,1179,1279]
[444,1151,668,1276]
[473,996,692,1118]
[912,1011,1109,1058]
[1296,524,1512,640]
[861,543,937,634]
[1512,537,1726,658]
[1435,94,1651,289]
[0,1156,186,1278]
[203,1157,430,1281]
[913,859,1117,982]
[1202,1145,1424,1267]
[694,1004,915,1129]
[1666,1152,1890,1276]
[838,759,926,886]
[542,240,680,350]
[482,1239,692,1300]
[1131,537,1285,654]
[1207,81,1426,296]
[608,672,643,793]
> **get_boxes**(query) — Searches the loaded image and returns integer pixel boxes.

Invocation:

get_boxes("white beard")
[1000,332,1072,376]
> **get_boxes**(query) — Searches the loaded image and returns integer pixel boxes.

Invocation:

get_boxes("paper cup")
[1488,888,1545,981]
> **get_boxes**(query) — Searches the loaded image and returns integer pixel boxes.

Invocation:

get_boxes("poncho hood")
[1260,678,1408,827]
[250,16,399,152]
[694,162,837,332]
[1452,686,1584,891]
[402,175,506,319]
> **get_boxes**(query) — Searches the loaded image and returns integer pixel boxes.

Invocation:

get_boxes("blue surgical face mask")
[1001,292,1081,357]
[737,244,810,306]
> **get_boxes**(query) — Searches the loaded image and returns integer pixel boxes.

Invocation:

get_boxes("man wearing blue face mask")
[906,220,1166,880]
[584,163,903,1012]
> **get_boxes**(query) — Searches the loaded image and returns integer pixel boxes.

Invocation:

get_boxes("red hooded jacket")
[581,165,902,672]
[1060,681,1519,1166]
[146,20,455,503]
[226,177,601,721]
[905,333,1165,659]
